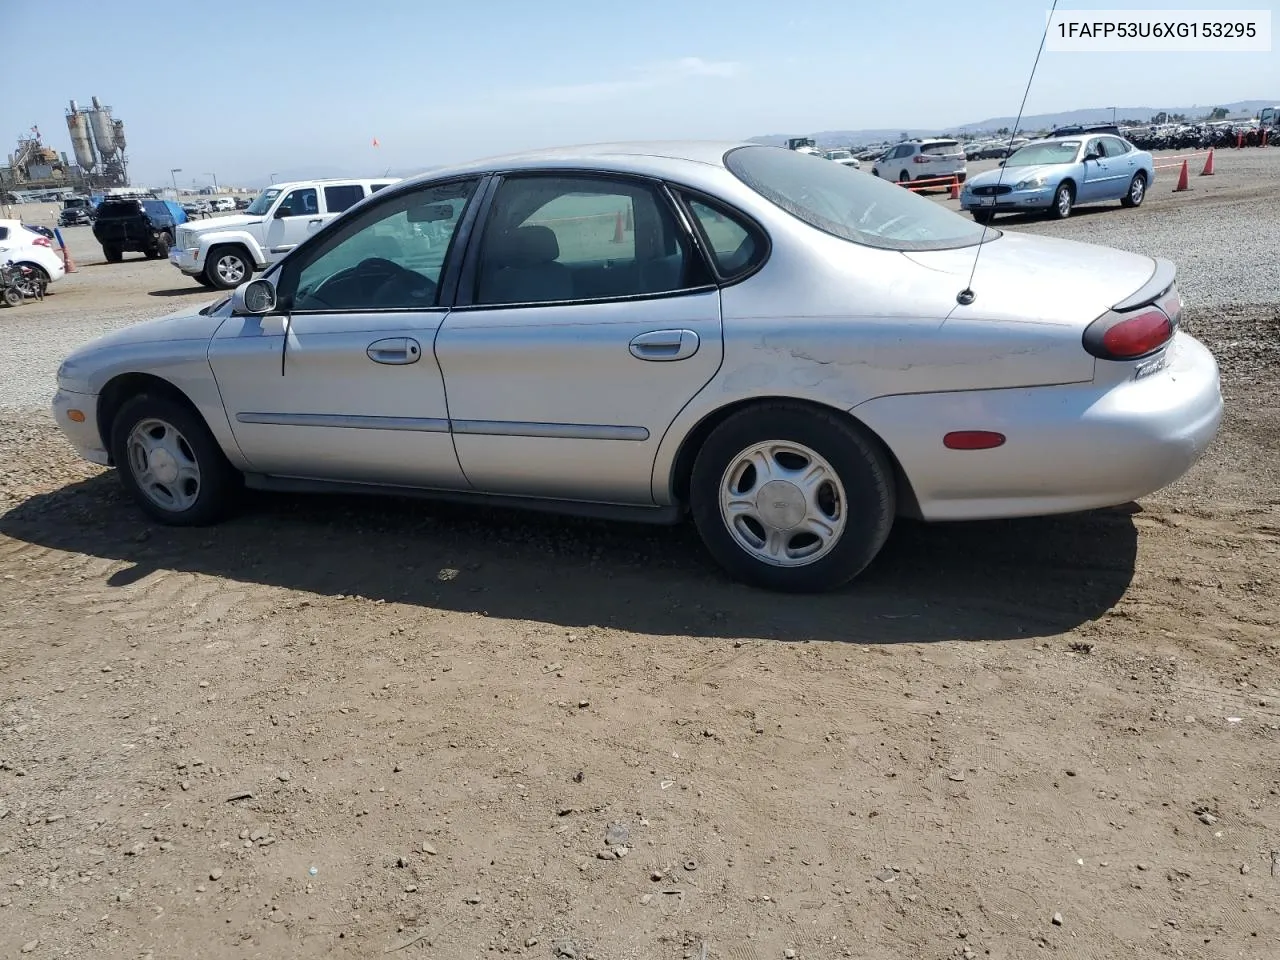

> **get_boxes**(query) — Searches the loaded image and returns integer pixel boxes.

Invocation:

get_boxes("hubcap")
[719,441,847,568]
[126,418,201,512]
[215,255,246,285]
[1131,178,1144,203]
[1058,189,1071,216]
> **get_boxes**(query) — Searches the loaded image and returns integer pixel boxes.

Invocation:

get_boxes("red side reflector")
[944,430,1006,450]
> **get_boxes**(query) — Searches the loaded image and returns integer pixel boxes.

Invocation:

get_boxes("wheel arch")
[95,372,207,465]
[665,396,923,519]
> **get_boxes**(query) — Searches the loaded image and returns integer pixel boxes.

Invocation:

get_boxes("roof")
[392,140,751,188]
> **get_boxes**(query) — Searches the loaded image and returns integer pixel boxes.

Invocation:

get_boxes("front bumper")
[169,246,202,276]
[960,183,1055,211]
[52,388,110,466]
[850,331,1224,521]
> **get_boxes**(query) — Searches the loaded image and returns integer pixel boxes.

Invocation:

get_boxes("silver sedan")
[51,141,1223,592]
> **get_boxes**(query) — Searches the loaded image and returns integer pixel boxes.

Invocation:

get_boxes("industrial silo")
[112,119,127,152]
[88,96,118,160]
[65,100,97,171]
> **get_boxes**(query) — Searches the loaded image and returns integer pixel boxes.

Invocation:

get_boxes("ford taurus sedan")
[960,134,1156,222]
[51,141,1222,593]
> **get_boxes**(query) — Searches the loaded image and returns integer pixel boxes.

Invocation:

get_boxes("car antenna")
[957,0,1059,307]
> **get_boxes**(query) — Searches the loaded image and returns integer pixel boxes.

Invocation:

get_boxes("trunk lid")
[904,232,1158,327]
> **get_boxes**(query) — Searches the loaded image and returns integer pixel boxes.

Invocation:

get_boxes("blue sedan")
[959,134,1156,222]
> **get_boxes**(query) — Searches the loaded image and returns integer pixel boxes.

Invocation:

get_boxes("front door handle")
[629,329,700,362]
[367,337,421,365]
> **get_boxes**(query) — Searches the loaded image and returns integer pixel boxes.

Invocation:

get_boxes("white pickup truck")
[169,176,400,289]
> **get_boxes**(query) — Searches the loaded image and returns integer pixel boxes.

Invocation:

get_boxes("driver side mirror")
[232,278,277,315]
[274,206,293,219]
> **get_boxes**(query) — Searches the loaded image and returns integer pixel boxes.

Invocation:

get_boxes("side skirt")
[242,473,687,526]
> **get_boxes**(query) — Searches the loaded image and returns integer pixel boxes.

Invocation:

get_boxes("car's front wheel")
[1120,171,1147,207]
[204,245,252,290]
[109,393,241,526]
[689,403,896,593]
[103,245,122,263]
[1048,182,1074,219]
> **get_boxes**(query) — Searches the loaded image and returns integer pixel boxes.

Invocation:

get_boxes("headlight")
[1015,176,1047,190]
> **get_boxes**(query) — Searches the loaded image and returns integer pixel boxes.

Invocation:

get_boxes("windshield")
[245,188,281,216]
[1005,141,1081,166]
[724,145,992,251]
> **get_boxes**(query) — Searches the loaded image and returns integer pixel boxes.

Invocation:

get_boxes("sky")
[5,0,1276,188]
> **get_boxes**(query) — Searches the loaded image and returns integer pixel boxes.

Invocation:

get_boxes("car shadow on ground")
[0,474,1140,645]
[147,288,212,298]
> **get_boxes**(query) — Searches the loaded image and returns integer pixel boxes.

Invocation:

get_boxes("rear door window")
[323,184,366,213]
[0,227,8,240]
[921,141,960,156]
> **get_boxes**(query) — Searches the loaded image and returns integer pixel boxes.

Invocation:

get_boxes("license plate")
[976,197,995,205]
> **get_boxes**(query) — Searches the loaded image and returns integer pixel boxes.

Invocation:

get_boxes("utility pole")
[170,167,182,198]
[205,171,219,194]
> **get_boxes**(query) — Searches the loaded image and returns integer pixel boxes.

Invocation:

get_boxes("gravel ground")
[1,150,1278,960]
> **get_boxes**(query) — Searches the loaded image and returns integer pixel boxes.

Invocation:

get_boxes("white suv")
[871,138,967,184]
[170,177,400,289]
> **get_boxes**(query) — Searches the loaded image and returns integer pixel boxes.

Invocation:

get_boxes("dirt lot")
[1,151,1279,960]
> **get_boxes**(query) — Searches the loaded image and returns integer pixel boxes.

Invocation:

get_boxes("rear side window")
[683,196,764,280]
[0,227,8,240]
[95,200,141,218]
[324,184,365,213]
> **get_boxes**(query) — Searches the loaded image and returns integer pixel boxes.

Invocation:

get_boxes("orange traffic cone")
[1236,131,1243,149]
[1200,148,1215,176]
[1173,159,1190,192]
[611,211,624,243]
[949,176,961,200]
[62,245,76,273]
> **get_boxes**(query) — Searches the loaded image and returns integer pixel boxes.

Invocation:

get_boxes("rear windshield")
[95,200,142,218]
[921,141,960,155]
[1006,141,1081,166]
[724,145,991,252]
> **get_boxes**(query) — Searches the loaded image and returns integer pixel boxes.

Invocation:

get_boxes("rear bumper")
[52,388,110,466]
[851,331,1224,521]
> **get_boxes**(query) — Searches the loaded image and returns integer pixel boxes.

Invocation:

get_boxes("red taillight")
[1083,307,1174,361]
[913,155,931,163]
[944,430,1006,450]
[33,236,51,247]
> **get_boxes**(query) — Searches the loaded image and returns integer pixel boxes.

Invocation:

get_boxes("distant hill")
[750,99,1275,148]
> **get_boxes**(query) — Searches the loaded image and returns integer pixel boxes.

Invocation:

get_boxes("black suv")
[91,198,189,262]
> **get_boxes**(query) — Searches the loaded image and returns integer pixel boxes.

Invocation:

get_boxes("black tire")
[2,286,22,307]
[103,244,123,263]
[15,263,48,297]
[898,170,910,184]
[203,245,252,290]
[147,231,172,260]
[1048,181,1074,220]
[1120,171,1147,208]
[108,393,241,526]
[972,209,995,224]
[195,273,216,289]
[688,402,896,593]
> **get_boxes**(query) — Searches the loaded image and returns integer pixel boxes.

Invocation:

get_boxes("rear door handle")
[629,329,700,362]
[367,337,421,365]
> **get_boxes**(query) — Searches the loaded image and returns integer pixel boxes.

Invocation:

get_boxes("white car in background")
[211,197,236,212]
[170,177,401,290]
[0,219,67,290]
[872,138,968,184]
[824,149,862,169]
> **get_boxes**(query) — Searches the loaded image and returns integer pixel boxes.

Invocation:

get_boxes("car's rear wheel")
[147,231,172,260]
[204,246,252,290]
[898,171,910,184]
[109,393,241,526]
[195,273,215,288]
[1120,171,1147,207]
[103,245,123,263]
[16,263,49,296]
[689,403,896,593]
[1049,182,1074,219]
